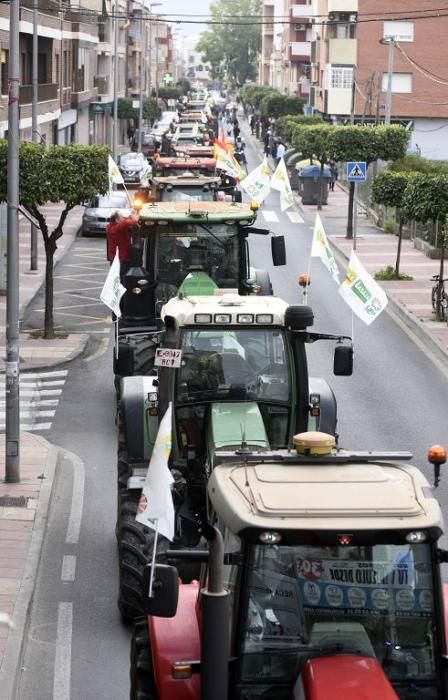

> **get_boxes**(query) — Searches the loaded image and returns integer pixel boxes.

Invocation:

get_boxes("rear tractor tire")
[130,617,158,700]
[114,334,157,397]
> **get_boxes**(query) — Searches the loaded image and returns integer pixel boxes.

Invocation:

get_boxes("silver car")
[81,192,130,237]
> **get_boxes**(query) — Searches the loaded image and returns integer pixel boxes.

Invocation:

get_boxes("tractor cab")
[137,438,448,700]
[152,154,216,178]
[151,174,221,203]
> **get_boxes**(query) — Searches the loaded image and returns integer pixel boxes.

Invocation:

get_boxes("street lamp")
[379,36,396,125]
[146,2,161,100]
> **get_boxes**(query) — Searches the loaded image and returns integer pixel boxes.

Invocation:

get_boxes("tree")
[196,0,262,86]
[275,114,323,142]
[292,125,336,210]
[371,171,412,277]
[402,174,448,320]
[259,94,304,119]
[332,125,408,238]
[0,142,109,338]
[117,98,159,124]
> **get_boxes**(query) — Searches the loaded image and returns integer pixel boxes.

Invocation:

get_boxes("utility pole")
[380,36,395,125]
[155,20,159,104]
[112,0,119,161]
[30,0,38,272]
[137,11,145,152]
[5,0,21,482]
[349,67,356,125]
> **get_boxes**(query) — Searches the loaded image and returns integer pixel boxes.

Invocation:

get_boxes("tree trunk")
[346,181,355,239]
[395,216,403,278]
[44,239,56,339]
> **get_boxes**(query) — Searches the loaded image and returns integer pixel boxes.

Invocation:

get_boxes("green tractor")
[116,293,354,621]
[131,436,448,700]
[115,201,286,386]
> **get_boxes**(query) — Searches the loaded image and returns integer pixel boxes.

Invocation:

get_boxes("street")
[14,126,448,699]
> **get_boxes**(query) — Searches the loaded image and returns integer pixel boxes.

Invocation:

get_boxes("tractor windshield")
[175,328,292,453]
[162,187,214,202]
[235,542,439,698]
[155,224,241,301]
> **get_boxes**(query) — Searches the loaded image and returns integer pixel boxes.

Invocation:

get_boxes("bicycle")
[430,274,448,320]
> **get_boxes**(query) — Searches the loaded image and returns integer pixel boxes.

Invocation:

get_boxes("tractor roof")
[207,450,443,536]
[152,175,220,187]
[138,201,257,223]
[154,156,216,168]
[161,294,288,328]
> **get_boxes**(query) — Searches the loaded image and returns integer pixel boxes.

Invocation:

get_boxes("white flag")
[241,157,271,205]
[271,157,294,211]
[100,249,126,317]
[338,250,388,325]
[108,154,124,188]
[311,213,340,283]
[136,404,175,542]
[215,145,245,181]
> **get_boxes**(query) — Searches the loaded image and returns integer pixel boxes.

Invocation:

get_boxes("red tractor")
[130,437,448,700]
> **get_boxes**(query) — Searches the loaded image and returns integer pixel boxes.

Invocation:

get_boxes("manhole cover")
[0,495,28,507]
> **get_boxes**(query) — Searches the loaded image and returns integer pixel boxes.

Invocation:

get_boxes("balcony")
[328,0,357,11]
[19,83,58,105]
[291,42,311,60]
[94,75,110,95]
[325,87,352,115]
[327,38,356,64]
[292,4,313,19]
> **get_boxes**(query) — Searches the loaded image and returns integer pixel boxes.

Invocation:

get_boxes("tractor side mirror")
[141,564,179,617]
[334,344,353,376]
[271,236,286,266]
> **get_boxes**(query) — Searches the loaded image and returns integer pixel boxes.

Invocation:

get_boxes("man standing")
[106,211,138,280]
[275,140,286,165]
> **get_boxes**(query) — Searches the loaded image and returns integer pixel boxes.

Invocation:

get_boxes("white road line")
[286,211,304,224]
[61,555,77,582]
[65,453,85,545]
[260,210,279,223]
[53,602,72,700]
[21,422,52,431]
[0,409,55,419]
[16,370,68,379]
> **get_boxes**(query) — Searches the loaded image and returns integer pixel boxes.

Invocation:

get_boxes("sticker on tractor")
[155,348,182,368]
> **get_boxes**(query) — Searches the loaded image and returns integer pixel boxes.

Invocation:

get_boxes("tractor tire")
[284,304,314,330]
[130,618,158,700]
[254,269,273,296]
[114,334,157,395]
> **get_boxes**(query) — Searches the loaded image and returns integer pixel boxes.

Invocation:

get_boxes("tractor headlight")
[194,314,212,324]
[406,531,427,543]
[214,314,231,323]
[237,314,254,324]
[259,531,282,544]
[256,314,273,324]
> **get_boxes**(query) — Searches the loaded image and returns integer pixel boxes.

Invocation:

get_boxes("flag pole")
[115,318,119,360]
[148,521,159,598]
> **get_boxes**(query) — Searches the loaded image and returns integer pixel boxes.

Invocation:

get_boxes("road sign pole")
[353,182,358,251]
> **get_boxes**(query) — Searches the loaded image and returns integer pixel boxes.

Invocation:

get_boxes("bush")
[374,265,413,281]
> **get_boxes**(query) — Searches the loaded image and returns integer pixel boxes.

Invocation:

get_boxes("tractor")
[116,295,354,621]
[130,435,448,700]
[150,173,222,203]
[114,201,285,384]
[152,154,217,178]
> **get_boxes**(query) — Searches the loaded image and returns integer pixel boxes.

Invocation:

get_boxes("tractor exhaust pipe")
[201,526,230,700]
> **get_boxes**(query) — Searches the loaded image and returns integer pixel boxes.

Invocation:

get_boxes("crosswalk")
[260,209,304,225]
[0,369,68,432]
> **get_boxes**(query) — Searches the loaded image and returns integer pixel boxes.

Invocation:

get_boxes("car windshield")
[235,543,438,698]
[95,195,127,208]
[120,154,145,167]
[162,188,214,202]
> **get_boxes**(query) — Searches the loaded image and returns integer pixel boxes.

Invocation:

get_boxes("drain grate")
[0,495,28,508]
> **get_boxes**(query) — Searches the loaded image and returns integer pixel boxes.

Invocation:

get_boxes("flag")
[108,154,124,189]
[136,404,175,541]
[271,157,294,211]
[311,214,340,283]
[100,249,126,317]
[241,157,271,205]
[338,250,388,325]
[215,145,245,181]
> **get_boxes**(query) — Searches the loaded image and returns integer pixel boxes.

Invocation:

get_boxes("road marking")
[61,555,77,582]
[53,602,72,700]
[0,370,67,431]
[286,211,304,224]
[65,453,85,545]
[261,210,279,223]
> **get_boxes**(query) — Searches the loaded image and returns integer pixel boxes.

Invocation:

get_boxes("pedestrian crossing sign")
[347,161,366,181]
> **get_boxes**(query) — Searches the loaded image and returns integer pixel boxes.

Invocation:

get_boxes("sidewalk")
[0,203,88,697]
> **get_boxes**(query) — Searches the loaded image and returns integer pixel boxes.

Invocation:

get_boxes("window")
[383,21,414,42]
[331,66,353,89]
[382,72,412,93]
[0,49,8,95]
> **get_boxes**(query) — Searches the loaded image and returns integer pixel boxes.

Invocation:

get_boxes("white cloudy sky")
[148,0,211,38]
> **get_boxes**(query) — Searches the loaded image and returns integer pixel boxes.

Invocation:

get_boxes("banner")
[108,154,124,188]
[100,249,126,317]
[310,213,340,283]
[271,157,294,211]
[241,157,271,205]
[339,250,388,325]
[136,404,175,541]
[215,145,245,181]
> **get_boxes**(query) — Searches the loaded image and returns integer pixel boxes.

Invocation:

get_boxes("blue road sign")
[347,161,367,181]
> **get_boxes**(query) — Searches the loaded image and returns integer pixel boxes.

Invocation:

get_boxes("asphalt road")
[15,127,448,699]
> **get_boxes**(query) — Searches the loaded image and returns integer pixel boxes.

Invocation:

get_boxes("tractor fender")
[120,375,159,462]
[308,377,337,436]
[150,582,200,700]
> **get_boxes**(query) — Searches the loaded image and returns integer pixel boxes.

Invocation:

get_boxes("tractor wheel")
[254,269,273,296]
[130,618,158,700]
[114,335,158,396]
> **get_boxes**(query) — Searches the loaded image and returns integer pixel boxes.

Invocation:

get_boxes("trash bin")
[298,165,331,205]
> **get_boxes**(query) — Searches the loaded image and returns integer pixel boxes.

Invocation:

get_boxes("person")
[106,211,138,280]
[127,124,135,146]
[233,120,240,140]
[275,140,286,164]
[329,161,338,192]
[263,128,272,157]
[250,114,255,134]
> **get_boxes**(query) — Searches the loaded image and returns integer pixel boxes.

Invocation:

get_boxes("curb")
[0,437,59,700]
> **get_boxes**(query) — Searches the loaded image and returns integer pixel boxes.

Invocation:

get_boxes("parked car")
[131,132,157,158]
[81,192,130,237]
[118,152,147,185]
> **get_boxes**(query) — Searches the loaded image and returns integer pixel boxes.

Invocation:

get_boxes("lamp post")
[137,11,146,152]
[30,0,38,271]
[112,0,119,160]
[146,4,161,108]
[379,36,395,125]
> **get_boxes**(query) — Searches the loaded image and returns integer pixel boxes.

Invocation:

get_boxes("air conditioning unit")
[328,12,337,22]
[349,13,357,22]
[294,23,307,31]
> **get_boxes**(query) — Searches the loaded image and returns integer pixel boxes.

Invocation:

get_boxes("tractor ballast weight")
[131,437,448,700]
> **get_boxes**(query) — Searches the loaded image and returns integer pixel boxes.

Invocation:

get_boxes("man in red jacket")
[106,211,137,279]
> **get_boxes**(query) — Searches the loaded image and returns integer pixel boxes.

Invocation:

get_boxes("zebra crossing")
[260,209,304,225]
[0,369,68,432]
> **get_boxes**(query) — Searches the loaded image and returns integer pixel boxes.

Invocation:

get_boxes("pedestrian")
[106,211,137,281]
[127,124,135,146]
[275,140,286,165]
[329,161,338,192]
[249,114,255,134]
[263,128,272,157]
[233,120,240,140]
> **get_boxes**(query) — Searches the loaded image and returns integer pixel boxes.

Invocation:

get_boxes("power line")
[395,42,448,85]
